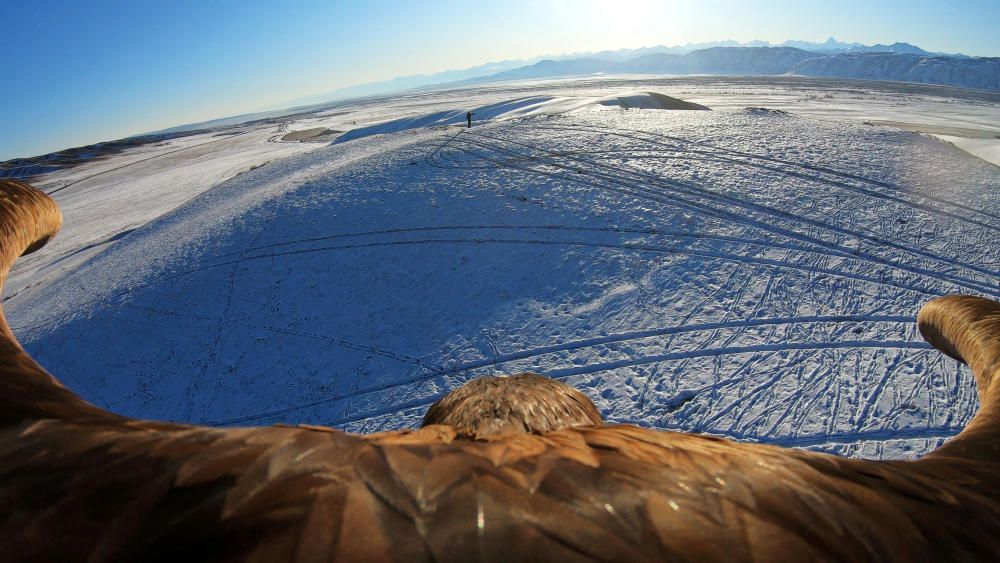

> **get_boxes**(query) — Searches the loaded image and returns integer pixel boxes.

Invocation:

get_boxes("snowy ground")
[6,77,1000,460]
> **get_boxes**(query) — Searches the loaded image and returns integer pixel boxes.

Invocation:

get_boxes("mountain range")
[471,46,1000,92]
[293,37,984,105]
[561,37,956,61]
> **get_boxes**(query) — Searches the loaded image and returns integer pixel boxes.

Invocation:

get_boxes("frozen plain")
[6,76,1000,460]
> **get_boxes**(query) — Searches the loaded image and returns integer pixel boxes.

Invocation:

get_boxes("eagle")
[1,178,999,561]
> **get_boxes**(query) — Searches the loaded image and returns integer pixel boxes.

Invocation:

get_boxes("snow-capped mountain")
[476,47,1000,92]
[790,52,999,90]
[848,42,933,56]
[776,38,941,56]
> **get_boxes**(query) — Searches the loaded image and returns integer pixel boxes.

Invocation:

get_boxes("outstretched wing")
[6,418,1000,562]
[0,180,109,425]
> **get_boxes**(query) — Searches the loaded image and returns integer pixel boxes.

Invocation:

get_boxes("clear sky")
[3,0,998,160]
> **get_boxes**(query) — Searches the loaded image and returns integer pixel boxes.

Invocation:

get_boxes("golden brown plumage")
[2,178,1000,561]
[421,372,604,438]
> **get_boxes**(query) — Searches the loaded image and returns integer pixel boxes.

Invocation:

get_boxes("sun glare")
[544,0,672,51]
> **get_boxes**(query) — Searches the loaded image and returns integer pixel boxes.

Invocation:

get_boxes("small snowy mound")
[588,92,710,111]
[281,127,339,142]
[741,107,793,117]
[337,92,709,143]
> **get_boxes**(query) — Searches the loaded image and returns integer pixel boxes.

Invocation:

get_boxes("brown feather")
[421,372,603,438]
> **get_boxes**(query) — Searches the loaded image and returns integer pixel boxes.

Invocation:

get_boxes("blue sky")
[2,0,998,160]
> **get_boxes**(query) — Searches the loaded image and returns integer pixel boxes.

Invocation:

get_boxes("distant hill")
[849,42,932,56]
[775,38,942,57]
[557,37,961,61]
[474,46,1000,92]
[790,52,1000,91]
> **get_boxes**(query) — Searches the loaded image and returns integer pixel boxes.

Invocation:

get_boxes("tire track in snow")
[141,237,959,300]
[175,223,843,270]
[17,224,953,338]
[469,129,1000,283]
[855,349,906,433]
[633,262,748,413]
[764,362,835,437]
[199,315,917,426]
[428,126,1000,296]
[436,139,1000,233]
[16,223,888,333]
[443,132,999,296]
[327,340,930,429]
[530,122,1000,225]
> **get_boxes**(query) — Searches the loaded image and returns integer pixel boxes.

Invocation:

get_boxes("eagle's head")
[421,372,603,438]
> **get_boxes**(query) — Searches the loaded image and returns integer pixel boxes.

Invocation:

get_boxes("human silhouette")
[466,111,474,128]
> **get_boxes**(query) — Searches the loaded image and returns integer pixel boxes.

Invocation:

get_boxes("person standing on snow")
[466,111,474,128]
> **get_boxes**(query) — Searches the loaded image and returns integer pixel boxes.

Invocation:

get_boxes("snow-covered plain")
[6,77,1000,460]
